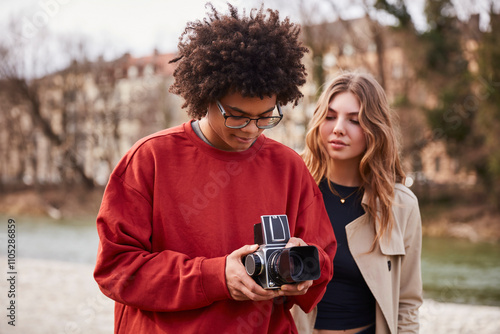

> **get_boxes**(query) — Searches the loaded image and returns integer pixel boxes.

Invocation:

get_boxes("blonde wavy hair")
[302,72,405,246]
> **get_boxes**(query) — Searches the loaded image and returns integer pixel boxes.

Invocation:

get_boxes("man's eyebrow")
[226,104,276,116]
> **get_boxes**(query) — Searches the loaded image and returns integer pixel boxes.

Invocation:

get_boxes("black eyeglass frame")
[216,100,283,129]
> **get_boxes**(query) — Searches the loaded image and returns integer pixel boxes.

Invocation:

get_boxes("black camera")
[244,215,321,289]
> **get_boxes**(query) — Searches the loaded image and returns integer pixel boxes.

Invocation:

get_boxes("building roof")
[115,50,178,77]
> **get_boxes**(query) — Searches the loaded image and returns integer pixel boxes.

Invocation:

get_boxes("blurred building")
[1,51,187,187]
[0,15,482,190]
[297,15,480,189]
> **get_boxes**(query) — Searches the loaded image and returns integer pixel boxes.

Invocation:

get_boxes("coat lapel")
[345,190,405,334]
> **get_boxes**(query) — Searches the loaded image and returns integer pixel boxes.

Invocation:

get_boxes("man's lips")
[235,136,255,143]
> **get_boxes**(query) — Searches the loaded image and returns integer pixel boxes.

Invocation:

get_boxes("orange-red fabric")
[94,121,336,333]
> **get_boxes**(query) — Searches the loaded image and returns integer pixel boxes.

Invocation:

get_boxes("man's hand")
[278,237,314,296]
[285,236,308,248]
[225,244,280,301]
[225,239,314,301]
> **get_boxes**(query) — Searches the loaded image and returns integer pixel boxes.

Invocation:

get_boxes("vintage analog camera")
[244,215,321,289]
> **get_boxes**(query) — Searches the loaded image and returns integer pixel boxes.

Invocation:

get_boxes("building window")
[343,44,355,56]
[392,62,403,79]
[128,66,138,78]
[144,64,154,76]
[435,156,441,173]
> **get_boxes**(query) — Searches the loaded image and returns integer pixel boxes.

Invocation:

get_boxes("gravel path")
[1,257,499,334]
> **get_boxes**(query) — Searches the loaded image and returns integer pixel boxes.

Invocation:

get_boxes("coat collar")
[351,189,406,256]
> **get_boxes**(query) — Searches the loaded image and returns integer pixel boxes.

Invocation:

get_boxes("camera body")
[244,215,321,289]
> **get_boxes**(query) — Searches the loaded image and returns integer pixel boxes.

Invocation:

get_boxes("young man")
[94,4,336,333]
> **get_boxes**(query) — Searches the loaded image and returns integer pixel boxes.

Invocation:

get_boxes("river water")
[422,236,500,306]
[1,216,500,333]
[2,215,499,307]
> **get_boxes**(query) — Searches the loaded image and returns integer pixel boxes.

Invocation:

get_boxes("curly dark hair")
[168,3,309,119]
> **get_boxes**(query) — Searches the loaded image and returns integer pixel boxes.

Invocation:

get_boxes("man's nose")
[241,119,260,132]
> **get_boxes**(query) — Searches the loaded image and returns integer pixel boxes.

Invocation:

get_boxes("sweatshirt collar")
[184,120,267,161]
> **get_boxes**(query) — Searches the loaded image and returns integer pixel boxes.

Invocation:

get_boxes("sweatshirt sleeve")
[289,190,337,313]
[94,171,231,313]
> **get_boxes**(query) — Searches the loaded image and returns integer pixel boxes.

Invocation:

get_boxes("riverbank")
[419,197,500,243]
[0,256,499,334]
[0,188,499,333]
[1,186,499,243]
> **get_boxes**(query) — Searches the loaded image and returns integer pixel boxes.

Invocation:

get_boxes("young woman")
[295,72,423,334]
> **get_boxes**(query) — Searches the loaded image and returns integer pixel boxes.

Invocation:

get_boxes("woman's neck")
[328,160,362,187]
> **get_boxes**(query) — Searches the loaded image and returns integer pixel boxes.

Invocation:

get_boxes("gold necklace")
[331,184,360,204]
[339,189,358,203]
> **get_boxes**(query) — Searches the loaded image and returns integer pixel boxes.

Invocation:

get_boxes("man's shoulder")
[133,123,186,149]
[114,123,189,173]
[262,136,303,160]
[122,123,191,159]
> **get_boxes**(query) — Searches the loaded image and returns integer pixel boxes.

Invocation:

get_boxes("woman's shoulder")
[393,183,419,207]
[392,184,421,224]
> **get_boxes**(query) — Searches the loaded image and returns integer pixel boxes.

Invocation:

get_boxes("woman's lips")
[329,139,348,149]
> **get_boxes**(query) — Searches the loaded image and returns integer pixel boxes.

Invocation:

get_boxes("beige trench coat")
[292,184,423,334]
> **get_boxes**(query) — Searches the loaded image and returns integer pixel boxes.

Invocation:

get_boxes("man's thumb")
[239,244,259,256]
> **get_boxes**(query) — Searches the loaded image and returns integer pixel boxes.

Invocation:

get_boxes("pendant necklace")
[331,184,360,204]
[339,189,358,203]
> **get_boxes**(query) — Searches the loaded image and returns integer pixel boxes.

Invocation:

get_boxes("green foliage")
[476,12,500,208]
[374,0,413,29]
[426,82,474,144]
[419,0,467,75]
[407,0,500,208]
[392,93,410,107]
[419,14,473,155]
[421,28,467,74]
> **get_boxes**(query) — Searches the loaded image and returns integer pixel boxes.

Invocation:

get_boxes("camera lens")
[245,254,263,277]
[289,253,304,277]
[268,246,321,285]
[268,249,301,285]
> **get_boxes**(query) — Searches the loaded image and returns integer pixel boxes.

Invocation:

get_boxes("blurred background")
[0,0,499,333]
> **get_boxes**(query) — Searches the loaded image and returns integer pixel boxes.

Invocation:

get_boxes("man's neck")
[191,120,214,147]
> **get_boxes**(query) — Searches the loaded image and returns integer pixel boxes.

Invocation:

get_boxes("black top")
[315,179,376,330]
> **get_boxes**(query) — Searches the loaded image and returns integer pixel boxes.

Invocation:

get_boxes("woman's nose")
[333,119,345,136]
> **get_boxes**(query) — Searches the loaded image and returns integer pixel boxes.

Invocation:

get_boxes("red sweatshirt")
[94,121,336,333]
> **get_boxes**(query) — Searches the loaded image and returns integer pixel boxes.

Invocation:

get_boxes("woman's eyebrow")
[328,107,359,115]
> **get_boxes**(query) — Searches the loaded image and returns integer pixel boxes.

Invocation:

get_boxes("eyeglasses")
[216,100,283,129]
